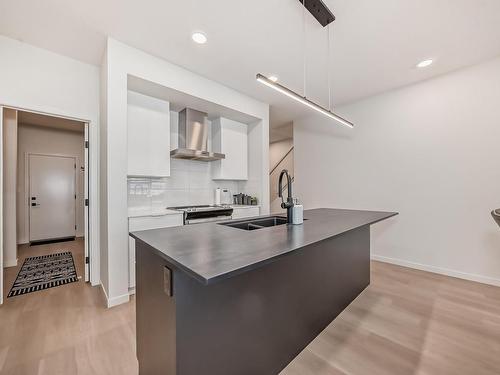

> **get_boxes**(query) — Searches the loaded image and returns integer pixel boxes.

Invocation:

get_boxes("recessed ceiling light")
[191,32,207,44]
[417,59,433,68]
[268,75,279,82]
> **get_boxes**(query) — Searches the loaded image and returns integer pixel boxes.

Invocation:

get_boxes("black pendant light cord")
[328,24,332,111]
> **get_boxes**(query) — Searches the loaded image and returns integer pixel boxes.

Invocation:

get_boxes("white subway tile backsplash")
[189,159,210,172]
[128,178,152,211]
[164,189,190,207]
[128,160,241,211]
[188,189,213,206]
[189,172,211,189]
[164,170,189,189]
[170,158,189,171]
[150,179,167,207]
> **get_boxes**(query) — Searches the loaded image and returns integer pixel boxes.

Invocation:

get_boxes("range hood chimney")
[170,108,225,161]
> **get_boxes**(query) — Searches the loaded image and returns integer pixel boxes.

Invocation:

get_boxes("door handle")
[31,203,40,207]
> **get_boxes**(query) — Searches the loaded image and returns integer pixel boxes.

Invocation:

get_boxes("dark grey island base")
[131,208,397,375]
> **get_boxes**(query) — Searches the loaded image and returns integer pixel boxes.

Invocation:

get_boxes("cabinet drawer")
[129,214,183,232]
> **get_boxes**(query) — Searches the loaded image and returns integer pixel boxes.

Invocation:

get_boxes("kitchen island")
[131,208,397,375]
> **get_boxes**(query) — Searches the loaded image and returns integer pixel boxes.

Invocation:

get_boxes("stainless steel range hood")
[170,108,225,161]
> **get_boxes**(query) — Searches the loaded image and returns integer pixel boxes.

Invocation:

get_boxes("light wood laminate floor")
[1,241,500,374]
[0,239,137,375]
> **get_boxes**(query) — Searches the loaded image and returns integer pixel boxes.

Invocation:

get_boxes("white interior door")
[29,154,76,242]
[84,124,89,282]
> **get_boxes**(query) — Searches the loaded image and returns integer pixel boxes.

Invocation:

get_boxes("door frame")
[0,107,3,304]
[0,104,99,299]
[27,153,77,243]
[84,123,90,282]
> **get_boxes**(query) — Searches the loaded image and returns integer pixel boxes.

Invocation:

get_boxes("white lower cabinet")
[128,214,183,291]
[232,206,260,220]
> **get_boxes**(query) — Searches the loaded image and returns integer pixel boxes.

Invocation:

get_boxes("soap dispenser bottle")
[292,198,303,225]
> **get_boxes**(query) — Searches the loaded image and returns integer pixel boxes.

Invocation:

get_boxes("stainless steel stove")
[167,205,233,225]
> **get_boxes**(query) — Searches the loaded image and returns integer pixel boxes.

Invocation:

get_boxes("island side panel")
[136,239,176,375]
[174,225,371,375]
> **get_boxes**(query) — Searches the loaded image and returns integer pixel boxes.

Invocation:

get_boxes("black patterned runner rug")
[7,251,78,297]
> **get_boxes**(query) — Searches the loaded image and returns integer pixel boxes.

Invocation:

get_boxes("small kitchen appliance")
[220,188,232,205]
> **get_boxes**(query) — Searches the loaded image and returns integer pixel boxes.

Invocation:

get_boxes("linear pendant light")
[256,74,353,128]
[257,0,354,128]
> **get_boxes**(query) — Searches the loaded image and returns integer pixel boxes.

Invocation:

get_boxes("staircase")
[270,146,294,213]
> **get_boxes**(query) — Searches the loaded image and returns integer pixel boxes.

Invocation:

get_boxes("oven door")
[184,207,233,225]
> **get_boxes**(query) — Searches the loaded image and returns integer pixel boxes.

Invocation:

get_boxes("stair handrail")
[270,146,294,175]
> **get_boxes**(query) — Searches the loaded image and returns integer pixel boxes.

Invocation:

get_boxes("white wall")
[101,38,269,307]
[99,50,109,294]
[294,56,500,286]
[16,124,85,243]
[242,120,269,209]
[0,35,100,285]
[3,108,17,267]
[0,36,98,122]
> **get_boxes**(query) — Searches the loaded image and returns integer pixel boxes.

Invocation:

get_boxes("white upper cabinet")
[127,91,170,177]
[211,117,248,180]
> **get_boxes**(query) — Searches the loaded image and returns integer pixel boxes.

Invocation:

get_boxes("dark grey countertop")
[131,208,397,285]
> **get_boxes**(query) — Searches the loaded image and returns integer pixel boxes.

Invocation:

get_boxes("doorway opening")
[269,122,294,214]
[1,108,90,303]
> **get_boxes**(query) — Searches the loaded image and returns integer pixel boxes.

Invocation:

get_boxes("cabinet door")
[212,118,248,180]
[129,236,136,288]
[128,214,183,291]
[127,91,170,177]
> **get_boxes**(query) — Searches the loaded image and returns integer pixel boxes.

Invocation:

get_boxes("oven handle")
[186,216,233,225]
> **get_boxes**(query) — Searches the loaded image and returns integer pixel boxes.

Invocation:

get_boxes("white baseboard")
[100,284,130,308]
[371,254,500,287]
[107,293,130,308]
[3,258,18,268]
[99,284,109,306]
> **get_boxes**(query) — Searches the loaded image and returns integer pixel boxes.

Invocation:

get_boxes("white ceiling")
[127,76,260,124]
[18,111,84,132]
[270,122,293,143]
[2,0,500,127]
